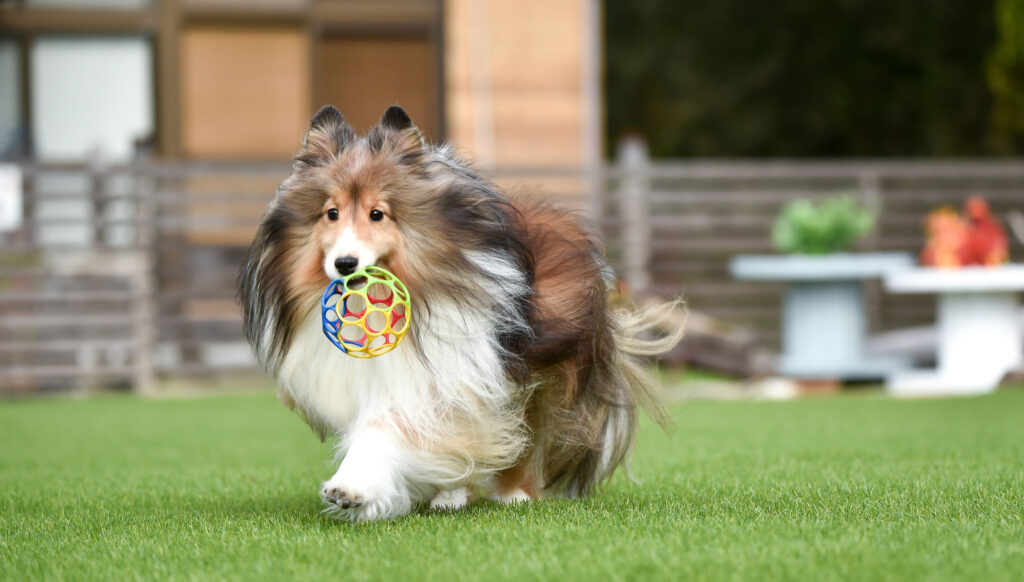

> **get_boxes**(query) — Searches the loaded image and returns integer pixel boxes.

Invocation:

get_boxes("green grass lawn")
[2,390,1023,581]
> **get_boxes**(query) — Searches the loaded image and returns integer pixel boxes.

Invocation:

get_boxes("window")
[31,35,154,162]
[0,39,19,159]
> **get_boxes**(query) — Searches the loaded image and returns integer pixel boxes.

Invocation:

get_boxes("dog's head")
[242,105,529,368]
[293,105,429,281]
[254,104,519,315]
[241,106,437,369]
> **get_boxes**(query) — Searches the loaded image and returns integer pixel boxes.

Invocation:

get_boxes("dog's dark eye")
[326,208,339,221]
[369,209,384,222]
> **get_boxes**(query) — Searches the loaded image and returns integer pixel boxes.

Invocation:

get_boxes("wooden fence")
[605,152,1024,346]
[1,155,1023,393]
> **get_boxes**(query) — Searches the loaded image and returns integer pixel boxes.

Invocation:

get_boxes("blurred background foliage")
[606,0,1024,157]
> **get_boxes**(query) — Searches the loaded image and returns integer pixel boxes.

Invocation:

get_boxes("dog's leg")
[493,459,536,504]
[320,425,415,522]
[494,488,532,504]
[429,487,471,511]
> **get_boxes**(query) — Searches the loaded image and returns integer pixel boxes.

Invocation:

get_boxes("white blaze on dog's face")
[319,189,399,280]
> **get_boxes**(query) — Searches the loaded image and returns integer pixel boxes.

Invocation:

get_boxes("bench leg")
[887,292,1021,396]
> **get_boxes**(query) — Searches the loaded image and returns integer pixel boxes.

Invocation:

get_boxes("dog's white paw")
[494,488,531,505]
[320,482,362,510]
[320,473,412,522]
[320,480,411,522]
[429,487,470,511]
[319,426,422,522]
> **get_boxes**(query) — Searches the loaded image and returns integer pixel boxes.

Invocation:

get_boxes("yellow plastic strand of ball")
[320,266,411,358]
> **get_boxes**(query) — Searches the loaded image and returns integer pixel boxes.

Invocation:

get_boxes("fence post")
[131,159,157,394]
[617,136,652,294]
[858,170,884,339]
[87,148,108,248]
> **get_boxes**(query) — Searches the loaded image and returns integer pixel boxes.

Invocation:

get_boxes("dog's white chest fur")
[276,294,512,435]
[277,311,421,430]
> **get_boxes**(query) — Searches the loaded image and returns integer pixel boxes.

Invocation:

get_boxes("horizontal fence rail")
[1,156,1023,393]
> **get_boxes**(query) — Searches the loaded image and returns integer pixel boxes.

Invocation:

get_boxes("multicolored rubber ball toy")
[321,266,411,358]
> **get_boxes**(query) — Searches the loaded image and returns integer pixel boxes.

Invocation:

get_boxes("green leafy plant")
[772,196,875,254]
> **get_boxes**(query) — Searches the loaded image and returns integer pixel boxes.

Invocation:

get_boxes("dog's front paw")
[321,484,362,509]
[319,475,411,522]
[320,427,417,522]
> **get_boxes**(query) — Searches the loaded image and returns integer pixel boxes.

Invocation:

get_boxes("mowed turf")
[1,389,1022,581]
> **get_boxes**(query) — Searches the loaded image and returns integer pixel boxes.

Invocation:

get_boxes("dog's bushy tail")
[610,299,686,426]
[542,298,685,497]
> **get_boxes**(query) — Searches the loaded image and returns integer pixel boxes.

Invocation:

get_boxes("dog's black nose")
[334,256,359,276]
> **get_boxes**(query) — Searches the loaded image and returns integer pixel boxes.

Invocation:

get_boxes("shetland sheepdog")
[239,105,682,522]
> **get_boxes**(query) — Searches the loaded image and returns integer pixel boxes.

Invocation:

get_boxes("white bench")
[884,265,1024,396]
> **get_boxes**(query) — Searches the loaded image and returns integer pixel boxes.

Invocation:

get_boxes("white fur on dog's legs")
[495,488,531,504]
[429,487,470,511]
[320,425,413,522]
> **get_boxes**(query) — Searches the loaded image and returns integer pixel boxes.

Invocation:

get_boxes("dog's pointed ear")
[296,105,355,167]
[311,105,345,131]
[368,105,424,156]
[380,105,414,132]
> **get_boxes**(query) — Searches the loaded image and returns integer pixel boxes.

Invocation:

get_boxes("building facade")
[0,0,601,169]
[0,0,601,389]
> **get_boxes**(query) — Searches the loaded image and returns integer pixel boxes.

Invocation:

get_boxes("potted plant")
[771,196,875,255]
[729,195,913,380]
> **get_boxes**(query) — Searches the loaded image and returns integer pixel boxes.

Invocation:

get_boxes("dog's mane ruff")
[400,147,536,380]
